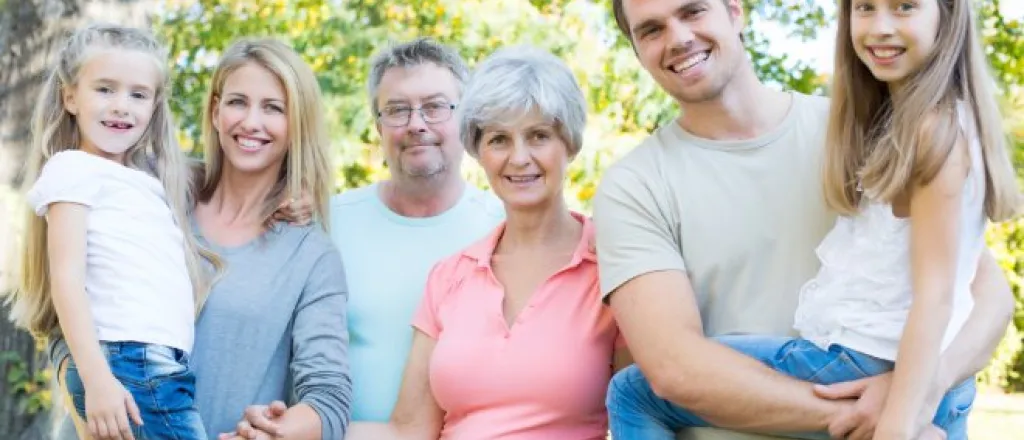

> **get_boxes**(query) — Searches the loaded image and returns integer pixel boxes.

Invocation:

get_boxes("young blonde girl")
[8,23,211,440]
[606,1,1019,439]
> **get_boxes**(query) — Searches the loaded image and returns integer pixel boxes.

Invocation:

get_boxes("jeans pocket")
[143,347,198,415]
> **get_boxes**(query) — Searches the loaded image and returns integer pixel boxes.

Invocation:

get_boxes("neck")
[499,197,580,252]
[206,164,280,226]
[676,68,792,141]
[380,172,466,218]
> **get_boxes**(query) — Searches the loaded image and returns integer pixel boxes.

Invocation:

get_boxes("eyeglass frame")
[376,102,459,127]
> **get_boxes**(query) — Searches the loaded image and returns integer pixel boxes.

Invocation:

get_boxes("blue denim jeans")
[607,335,976,440]
[64,341,206,440]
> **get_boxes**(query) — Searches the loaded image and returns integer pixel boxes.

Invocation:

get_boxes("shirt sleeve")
[26,151,103,216]
[289,246,352,440]
[411,255,464,339]
[592,163,687,301]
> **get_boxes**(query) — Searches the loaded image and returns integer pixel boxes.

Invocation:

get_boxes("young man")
[594,1,1014,439]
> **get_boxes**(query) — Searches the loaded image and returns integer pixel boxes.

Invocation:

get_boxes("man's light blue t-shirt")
[329,182,504,422]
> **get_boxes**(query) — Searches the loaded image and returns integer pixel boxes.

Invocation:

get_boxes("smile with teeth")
[869,47,905,59]
[671,51,710,73]
[506,174,541,184]
[236,136,269,151]
[102,121,133,130]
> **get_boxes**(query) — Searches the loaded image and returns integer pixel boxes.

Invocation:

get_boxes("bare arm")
[939,249,1015,386]
[49,202,142,439]
[875,134,971,439]
[48,203,109,394]
[609,271,844,432]
[346,330,444,440]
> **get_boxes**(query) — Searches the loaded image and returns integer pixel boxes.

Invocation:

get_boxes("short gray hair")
[458,46,587,157]
[367,38,470,117]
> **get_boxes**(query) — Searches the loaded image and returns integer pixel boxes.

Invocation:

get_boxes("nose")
[509,139,532,166]
[665,19,696,52]
[869,11,895,37]
[241,106,261,132]
[405,109,429,133]
[111,92,130,116]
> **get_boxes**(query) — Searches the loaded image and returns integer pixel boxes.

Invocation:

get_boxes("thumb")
[813,378,868,400]
[269,400,288,417]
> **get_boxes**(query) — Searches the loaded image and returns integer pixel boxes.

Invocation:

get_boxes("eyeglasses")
[377,102,457,127]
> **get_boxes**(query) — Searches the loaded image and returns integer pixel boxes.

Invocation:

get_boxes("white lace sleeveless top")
[793,106,987,361]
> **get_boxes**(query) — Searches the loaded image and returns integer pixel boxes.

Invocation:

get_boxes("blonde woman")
[47,38,353,440]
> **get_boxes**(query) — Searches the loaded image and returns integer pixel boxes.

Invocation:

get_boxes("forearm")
[878,301,951,437]
[655,333,842,432]
[935,253,1015,389]
[51,284,108,384]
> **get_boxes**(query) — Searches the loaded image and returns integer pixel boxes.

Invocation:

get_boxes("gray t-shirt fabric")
[49,219,352,440]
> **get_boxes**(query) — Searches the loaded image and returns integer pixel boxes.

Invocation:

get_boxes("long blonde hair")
[198,38,333,230]
[823,0,1021,221]
[9,23,212,339]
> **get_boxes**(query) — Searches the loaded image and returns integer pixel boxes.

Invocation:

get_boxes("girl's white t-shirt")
[794,108,987,361]
[27,150,195,353]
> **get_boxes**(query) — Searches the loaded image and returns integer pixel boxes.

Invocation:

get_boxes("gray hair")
[367,38,470,117]
[458,46,587,157]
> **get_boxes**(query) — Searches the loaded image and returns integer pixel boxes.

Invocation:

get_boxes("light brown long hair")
[823,0,1021,221]
[8,23,213,338]
[198,38,333,231]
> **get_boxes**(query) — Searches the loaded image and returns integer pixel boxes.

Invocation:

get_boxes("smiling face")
[211,62,290,176]
[623,0,747,104]
[63,48,161,162]
[849,0,941,88]
[375,62,464,182]
[476,111,572,212]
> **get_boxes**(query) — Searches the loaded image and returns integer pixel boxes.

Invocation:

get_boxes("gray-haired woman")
[346,46,631,440]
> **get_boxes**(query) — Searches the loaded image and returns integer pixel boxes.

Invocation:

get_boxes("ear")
[62,86,78,115]
[728,0,747,30]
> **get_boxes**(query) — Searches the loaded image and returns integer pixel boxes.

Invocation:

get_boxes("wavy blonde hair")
[823,0,1021,221]
[9,23,213,339]
[198,38,332,230]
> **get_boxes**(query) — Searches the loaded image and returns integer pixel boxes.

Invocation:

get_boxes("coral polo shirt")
[412,212,622,439]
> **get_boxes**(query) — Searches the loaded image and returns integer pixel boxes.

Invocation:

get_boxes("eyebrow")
[383,93,451,107]
[630,0,702,36]
[90,77,156,94]
[224,92,284,104]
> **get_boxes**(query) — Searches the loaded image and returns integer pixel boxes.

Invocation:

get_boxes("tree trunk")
[0,1,154,437]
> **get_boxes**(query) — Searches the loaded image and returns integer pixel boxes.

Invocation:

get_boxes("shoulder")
[329,183,379,211]
[461,185,505,220]
[40,150,102,177]
[598,131,667,192]
[794,92,831,114]
[791,92,832,134]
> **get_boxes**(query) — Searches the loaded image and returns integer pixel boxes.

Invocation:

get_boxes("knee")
[607,364,648,408]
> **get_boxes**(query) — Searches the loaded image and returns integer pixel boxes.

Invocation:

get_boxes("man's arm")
[609,271,844,432]
[593,164,845,433]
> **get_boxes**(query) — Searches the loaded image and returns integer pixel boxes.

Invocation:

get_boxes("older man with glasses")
[327,38,504,424]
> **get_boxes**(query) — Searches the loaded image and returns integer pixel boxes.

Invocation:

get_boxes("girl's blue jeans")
[606,335,976,440]
[64,341,206,440]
